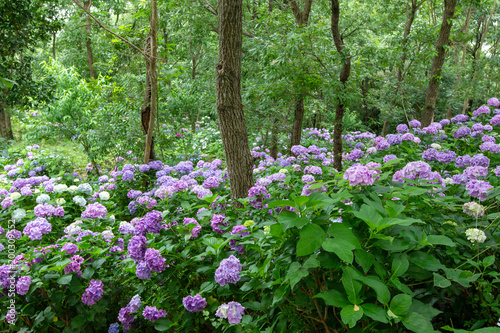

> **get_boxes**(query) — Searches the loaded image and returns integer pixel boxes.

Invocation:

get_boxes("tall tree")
[288,0,314,150]
[331,0,351,171]
[421,0,457,127]
[216,0,254,201]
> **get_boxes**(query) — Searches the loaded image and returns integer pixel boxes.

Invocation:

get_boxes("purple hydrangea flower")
[376,139,390,151]
[343,164,377,186]
[136,261,152,280]
[23,218,52,240]
[453,126,471,139]
[396,124,409,134]
[470,154,490,167]
[81,279,104,306]
[473,105,491,117]
[81,203,108,219]
[203,176,220,189]
[64,255,84,275]
[215,255,242,286]
[127,190,142,199]
[142,306,167,322]
[348,149,363,161]
[183,294,207,312]
[490,115,500,126]
[128,295,141,312]
[480,141,500,153]
[383,154,398,163]
[128,236,147,262]
[409,120,421,128]
[134,210,162,235]
[61,243,78,254]
[144,248,166,273]
[34,203,55,218]
[216,302,245,324]
[16,276,31,295]
[211,214,227,235]
[466,180,493,201]
[303,166,322,175]
[118,307,134,329]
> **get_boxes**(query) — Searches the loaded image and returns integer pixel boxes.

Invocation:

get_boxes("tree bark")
[83,0,96,79]
[421,0,456,127]
[331,0,351,172]
[52,31,56,59]
[0,106,7,140]
[288,0,314,150]
[216,0,254,201]
[143,0,158,164]
[290,96,304,148]
[270,123,278,159]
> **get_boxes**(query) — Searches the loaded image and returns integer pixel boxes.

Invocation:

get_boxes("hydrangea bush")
[0,99,499,332]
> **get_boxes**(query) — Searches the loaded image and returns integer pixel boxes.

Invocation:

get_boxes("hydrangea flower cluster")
[81,279,104,306]
[81,202,108,219]
[465,228,487,243]
[142,306,167,322]
[215,255,242,286]
[216,302,245,324]
[183,217,202,239]
[183,294,207,312]
[16,276,31,295]
[23,218,52,240]
[465,180,493,201]
[463,202,485,218]
[343,164,378,186]
[211,214,228,234]
[134,210,162,235]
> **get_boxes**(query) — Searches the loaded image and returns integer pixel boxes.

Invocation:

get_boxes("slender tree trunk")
[290,96,304,148]
[288,0,313,151]
[83,0,96,79]
[270,124,278,160]
[421,0,457,127]
[0,106,7,139]
[331,0,351,172]
[216,0,254,201]
[144,0,158,164]
[52,32,56,59]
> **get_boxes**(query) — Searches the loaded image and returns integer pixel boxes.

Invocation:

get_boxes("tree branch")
[72,0,148,59]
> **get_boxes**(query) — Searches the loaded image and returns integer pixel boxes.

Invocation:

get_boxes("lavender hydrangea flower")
[470,154,490,167]
[386,134,402,145]
[383,154,398,163]
[203,176,220,189]
[376,139,390,151]
[216,302,245,324]
[142,306,167,322]
[108,323,120,333]
[34,203,55,218]
[136,261,152,280]
[473,105,491,117]
[81,279,104,306]
[422,148,437,161]
[23,218,52,240]
[81,203,108,219]
[128,236,147,261]
[183,218,202,239]
[61,243,79,254]
[480,141,500,153]
[455,155,471,168]
[396,124,409,134]
[127,295,141,312]
[134,210,162,235]
[144,248,166,273]
[302,174,315,183]
[248,185,270,209]
[211,214,228,235]
[118,307,134,329]
[183,294,207,312]
[215,255,242,286]
[453,126,471,139]
[490,115,500,126]
[303,166,322,175]
[64,255,84,275]
[409,119,421,128]
[343,164,377,186]
[16,276,31,295]
[466,180,493,201]
[348,149,363,161]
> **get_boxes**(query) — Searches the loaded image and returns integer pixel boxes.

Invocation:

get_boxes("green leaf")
[355,249,374,273]
[81,267,95,280]
[277,211,308,231]
[390,294,412,316]
[322,238,355,264]
[71,315,86,328]
[408,251,445,272]
[355,275,390,305]
[443,268,481,287]
[327,223,361,249]
[342,267,362,304]
[303,255,321,269]
[391,253,409,278]
[409,300,442,321]
[401,312,434,333]
[270,223,284,237]
[44,273,60,280]
[377,217,424,231]
[433,273,451,288]
[313,289,350,307]
[426,235,455,247]
[340,304,363,328]
[92,258,106,269]
[272,285,289,305]
[296,224,327,256]
[362,303,388,323]
[154,318,173,331]
[267,200,295,209]
[483,255,495,268]
[352,204,382,230]
[286,262,309,290]
[292,195,310,208]
[57,275,72,285]
[68,276,83,293]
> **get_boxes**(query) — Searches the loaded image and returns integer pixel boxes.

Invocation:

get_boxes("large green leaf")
[433,273,451,288]
[322,238,355,263]
[355,249,374,273]
[408,251,445,272]
[355,275,390,305]
[426,235,455,247]
[327,223,361,249]
[352,204,382,230]
[390,294,412,316]
[342,267,362,304]
[401,312,435,333]
[340,304,363,328]
[391,253,409,278]
[277,211,309,230]
[296,224,327,256]
[313,289,350,307]
[362,303,388,323]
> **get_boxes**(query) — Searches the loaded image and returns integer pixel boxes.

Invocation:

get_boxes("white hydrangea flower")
[465,228,486,243]
[68,185,78,194]
[10,192,21,200]
[12,208,26,221]
[53,184,68,193]
[64,220,83,235]
[56,198,66,205]
[101,230,114,239]
[430,143,442,150]
[99,191,110,201]
[444,178,455,186]
[36,194,50,204]
[77,183,92,195]
[73,196,87,207]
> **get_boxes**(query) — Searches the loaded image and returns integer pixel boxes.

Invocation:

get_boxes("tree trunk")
[421,0,457,127]
[0,106,7,139]
[84,0,96,79]
[331,0,351,172]
[290,96,304,148]
[381,120,389,137]
[288,0,313,152]
[270,124,278,159]
[143,0,158,164]
[216,0,254,201]
[52,31,56,59]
